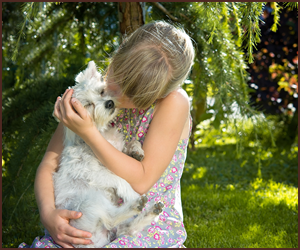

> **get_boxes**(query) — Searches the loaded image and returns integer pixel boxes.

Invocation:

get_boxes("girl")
[19,21,195,248]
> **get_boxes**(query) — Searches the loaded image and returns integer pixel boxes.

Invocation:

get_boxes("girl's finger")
[59,89,70,119]
[63,234,93,246]
[71,98,86,119]
[63,88,75,116]
[53,97,62,121]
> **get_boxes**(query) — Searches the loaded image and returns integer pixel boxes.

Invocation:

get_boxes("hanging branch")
[151,2,180,22]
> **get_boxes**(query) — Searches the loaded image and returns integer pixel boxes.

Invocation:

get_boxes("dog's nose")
[105,100,114,109]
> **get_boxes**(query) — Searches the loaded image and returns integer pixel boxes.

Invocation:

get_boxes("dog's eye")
[100,89,105,96]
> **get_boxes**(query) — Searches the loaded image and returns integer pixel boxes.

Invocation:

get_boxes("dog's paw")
[130,151,144,161]
[136,195,148,211]
[126,140,144,162]
[153,202,164,215]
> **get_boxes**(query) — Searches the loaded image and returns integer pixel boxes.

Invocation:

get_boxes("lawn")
[182,143,298,248]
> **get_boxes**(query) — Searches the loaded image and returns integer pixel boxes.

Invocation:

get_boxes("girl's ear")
[75,61,98,84]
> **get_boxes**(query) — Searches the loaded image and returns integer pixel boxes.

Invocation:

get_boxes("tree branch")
[151,2,180,22]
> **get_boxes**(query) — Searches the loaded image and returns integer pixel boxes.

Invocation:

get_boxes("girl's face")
[106,72,136,109]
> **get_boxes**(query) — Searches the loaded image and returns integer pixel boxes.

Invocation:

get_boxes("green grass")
[182,144,298,248]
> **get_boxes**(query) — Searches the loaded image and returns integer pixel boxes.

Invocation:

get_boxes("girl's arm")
[35,119,92,248]
[55,88,189,195]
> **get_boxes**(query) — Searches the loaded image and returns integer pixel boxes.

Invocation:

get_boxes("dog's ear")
[75,61,98,84]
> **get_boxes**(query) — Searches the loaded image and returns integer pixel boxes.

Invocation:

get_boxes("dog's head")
[72,61,118,129]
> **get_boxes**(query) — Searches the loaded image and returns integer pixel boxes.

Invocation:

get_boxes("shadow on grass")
[181,144,298,248]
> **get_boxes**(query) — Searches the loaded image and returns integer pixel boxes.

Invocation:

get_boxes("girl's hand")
[41,208,93,248]
[53,88,96,140]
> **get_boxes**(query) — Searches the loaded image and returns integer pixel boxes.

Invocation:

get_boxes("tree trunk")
[118,2,144,36]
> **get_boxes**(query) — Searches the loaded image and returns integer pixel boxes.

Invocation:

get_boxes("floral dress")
[19,102,191,248]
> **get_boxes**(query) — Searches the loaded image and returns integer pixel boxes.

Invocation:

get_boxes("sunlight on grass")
[192,167,207,180]
[250,178,298,209]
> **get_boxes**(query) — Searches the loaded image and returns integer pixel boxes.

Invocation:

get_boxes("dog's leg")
[116,201,164,236]
[125,140,144,161]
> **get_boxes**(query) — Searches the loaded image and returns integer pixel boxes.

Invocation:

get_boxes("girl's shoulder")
[154,88,190,116]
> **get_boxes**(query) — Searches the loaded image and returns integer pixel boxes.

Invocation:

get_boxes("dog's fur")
[52,61,163,248]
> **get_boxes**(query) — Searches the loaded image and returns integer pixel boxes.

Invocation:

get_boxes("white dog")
[52,61,163,248]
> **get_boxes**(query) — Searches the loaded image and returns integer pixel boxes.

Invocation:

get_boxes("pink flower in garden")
[172,167,178,173]
[167,175,174,181]
[153,233,160,240]
[138,132,144,138]
[139,109,145,115]
[142,116,148,122]
[160,183,165,187]
[166,185,173,190]
[119,240,126,245]
[148,227,155,233]
[163,211,169,217]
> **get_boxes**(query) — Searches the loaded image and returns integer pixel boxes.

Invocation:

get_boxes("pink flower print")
[165,201,169,208]
[176,230,184,235]
[144,237,150,241]
[151,114,153,119]
[171,198,175,205]
[153,233,160,240]
[132,108,136,113]
[137,240,142,246]
[172,167,178,173]
[125,117,128,121]
[168,238,174,243]
[177,237,184,244]
[159,215,166,222]
[146,124,149,128]
[118,124,122,129]
[179,153,182,159]
[154,183,158,189]
[155,196,161,202]
[148,227,155,233]
[126,124,129,130]
[167,175,174,181]
[128,243,133,248]
[45,246,50,248]
[137,232,142,238]
[163,211,169,217]
[173,154,177,162]
[139,109,145,115]
[149,191,155,196]
[130,131,132,135]
[166,226,172,230]
[120,114,124,118]
[145,128,148,133]
[151,221,156,225]
[144,242,148,247]
[138,126,143,132]
[36,242,42,247]
[155,226,162,230]
[167,221,172,225]
[160,183,165,187]
[119,240,126,245]
[138,132,144,138]
[142,116,148,123]
[123,238,129,243]
[134,114,137,119]
[166,185,173,190]
[181,222,185,227]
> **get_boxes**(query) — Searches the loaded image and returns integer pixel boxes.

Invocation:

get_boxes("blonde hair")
[105,21,195,109]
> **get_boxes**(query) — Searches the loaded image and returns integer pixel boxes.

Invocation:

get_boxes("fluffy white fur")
[52,61,163,248]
